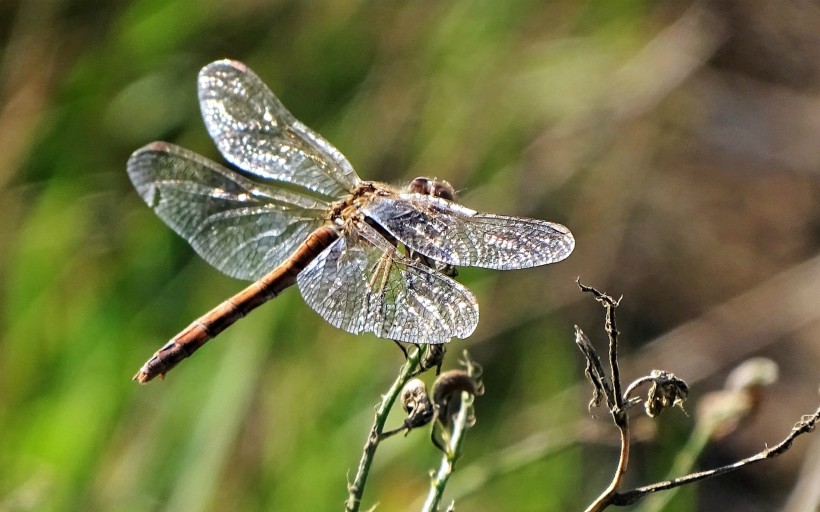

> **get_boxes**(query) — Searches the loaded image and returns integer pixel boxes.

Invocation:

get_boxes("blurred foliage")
[1,0,818,511]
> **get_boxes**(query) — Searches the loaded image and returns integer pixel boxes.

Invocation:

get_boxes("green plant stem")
[344,347,422,512]
[422,391,474,512]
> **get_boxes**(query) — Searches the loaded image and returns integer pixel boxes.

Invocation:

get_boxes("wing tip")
[529,222,576,267]
[126,141,172,174]
[200,59,248,77]
[125,141,175,207]
[561,228,576,261]
[460,311,480,340]
[127,141,175,164]
[142,140,171,153]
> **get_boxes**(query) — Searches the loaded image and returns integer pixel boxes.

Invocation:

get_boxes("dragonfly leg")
[392,340,409,359]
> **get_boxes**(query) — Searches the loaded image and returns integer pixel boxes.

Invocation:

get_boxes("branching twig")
[577,278,624,409]
[574,326,612,412]
[576,279,819,511]
[344,346,423,512]
[576,279,631,512]
[617,406,820,506]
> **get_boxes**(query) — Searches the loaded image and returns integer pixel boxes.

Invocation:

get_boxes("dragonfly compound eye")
[408,177,431,195]
[408,177,455,201]
[429,181,455,201]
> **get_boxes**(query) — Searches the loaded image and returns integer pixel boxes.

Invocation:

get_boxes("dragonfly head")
[408,177,456,202]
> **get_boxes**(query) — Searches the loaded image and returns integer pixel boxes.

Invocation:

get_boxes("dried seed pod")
[644,370,689,418]
[400,378,436,430]
[432,370,485,428]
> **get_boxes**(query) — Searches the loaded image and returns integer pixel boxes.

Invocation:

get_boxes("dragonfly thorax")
[325,180,397,230]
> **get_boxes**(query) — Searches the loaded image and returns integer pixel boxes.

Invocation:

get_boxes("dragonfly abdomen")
[133,226,339,383]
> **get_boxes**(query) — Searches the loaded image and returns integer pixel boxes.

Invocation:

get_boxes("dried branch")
[576,280,632,512]
[577,278,625,410]
[575,280,819,511]
[617,406,820,506]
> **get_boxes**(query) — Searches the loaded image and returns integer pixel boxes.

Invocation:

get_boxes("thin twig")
[586,420,631,512]
[623,376,655,402]
[615,406,820,506]
[576,279,624,408]
[574,326,611,411]
[577,279,631,512]
[422,392,475,512]
[577,281,819,511]
[421,351,482,511]
[344,347,422,512]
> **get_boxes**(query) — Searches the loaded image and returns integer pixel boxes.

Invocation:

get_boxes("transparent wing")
[363,195,575,270]
[198,59,360,199]
[297,221,478,344]
[127,141,330,281]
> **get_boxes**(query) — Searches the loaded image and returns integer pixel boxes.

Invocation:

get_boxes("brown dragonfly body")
[128,60,575,383]
[134,224,338,382]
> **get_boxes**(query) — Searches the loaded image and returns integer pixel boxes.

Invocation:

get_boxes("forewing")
[127,142,328,280]
[297,221,478,344]
[362,195,575,270]
[198,59,360,199]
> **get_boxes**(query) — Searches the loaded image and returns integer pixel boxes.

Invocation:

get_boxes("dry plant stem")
[422,392,474,512]
[585,424,630,512]
[615,406,820,506]
[623,376,654,401]
[577,280,632,512]
[576,280,624,408]
[577,281,820,510]
[344,346,422,512]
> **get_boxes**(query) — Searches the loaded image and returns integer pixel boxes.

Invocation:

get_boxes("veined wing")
[362,195,575,270]
[127,142,329,281]
[297,221,478,344]
[198,59,360,199]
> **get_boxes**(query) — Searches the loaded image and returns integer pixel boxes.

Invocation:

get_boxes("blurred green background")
[1,0,818,511]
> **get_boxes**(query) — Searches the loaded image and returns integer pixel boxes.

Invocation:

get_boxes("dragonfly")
[128,59,575,383]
